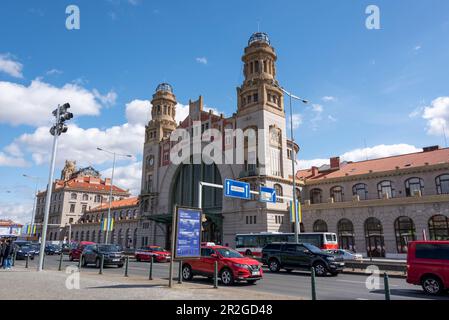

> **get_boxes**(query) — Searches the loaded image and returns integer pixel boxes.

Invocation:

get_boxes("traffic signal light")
[50,103,73,136]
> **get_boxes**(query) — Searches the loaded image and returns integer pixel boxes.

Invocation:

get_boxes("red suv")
[69,241,95,261]
[406,241,449,295]
[135,246,171,262]
[181,244,263,285]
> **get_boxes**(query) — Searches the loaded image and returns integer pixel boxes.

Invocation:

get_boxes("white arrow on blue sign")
[259,186,277,203]
[224,179,251,200]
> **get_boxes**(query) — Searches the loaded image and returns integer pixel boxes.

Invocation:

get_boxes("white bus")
[235,232,338,257]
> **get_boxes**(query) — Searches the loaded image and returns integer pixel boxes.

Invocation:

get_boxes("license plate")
[251,271,260,276]
[113,259,120,262]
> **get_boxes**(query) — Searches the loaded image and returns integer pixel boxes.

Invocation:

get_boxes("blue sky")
[1,0,449,223]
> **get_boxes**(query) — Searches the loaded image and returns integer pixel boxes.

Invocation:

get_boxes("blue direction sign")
[259,186,277,203]
[224,179,250,200]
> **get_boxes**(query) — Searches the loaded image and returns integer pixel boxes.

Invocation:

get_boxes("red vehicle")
[135,246,171,263]
[181,243,263,286]
[406,241,449,295]
[69,241,95,261]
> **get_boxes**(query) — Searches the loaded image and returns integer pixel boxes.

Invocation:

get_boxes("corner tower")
[237,32,284,117]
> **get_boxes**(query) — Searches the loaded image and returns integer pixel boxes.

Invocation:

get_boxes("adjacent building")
[138,32,300,248]
[298,146,449,258]
[34,161,131,241]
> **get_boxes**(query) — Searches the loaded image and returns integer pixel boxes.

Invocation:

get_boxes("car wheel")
[95,258,101,268]
[422,276,444,295]
[220,268,234,286]
[247,280,257,285]
[313,262,328,276]
[136,256,141,262]
[182,264,193,281]
[118,264,124,268]
[82,257,87,267]
[268,259,280,272]
[285,268,293,273]
[245,250,252,256]
[69,254,73,262]
[330,271,339,277]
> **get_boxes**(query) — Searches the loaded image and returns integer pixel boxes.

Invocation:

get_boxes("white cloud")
[125,99,152,125]
[291,113,303,129]
[312,104,323,113]
[414,45,422,51]
[0,152,28,167]
[328,115,337,122]
[46,69,63,76]
[196,57,208,65]
[322,96,336,102]
[101,161,142,196]
[299,144,421,169]
[0,201,33,225]
[422,97,449,135]
[0,53,23,78]
[0,79,115,127]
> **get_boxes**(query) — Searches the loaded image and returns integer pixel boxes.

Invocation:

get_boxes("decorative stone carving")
[61,160,76,181]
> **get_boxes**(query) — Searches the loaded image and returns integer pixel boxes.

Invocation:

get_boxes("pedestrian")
[0,239,4,266]
[2,239,13,270]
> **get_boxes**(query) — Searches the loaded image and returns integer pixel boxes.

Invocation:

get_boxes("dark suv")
[81,244,125,268]
[262,242,345,276]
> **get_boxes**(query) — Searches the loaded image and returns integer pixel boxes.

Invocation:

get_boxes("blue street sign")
[259,186,277,203]
[224,179,250,200]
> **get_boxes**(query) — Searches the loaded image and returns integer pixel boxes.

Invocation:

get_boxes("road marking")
[356,298,369,300]
[337,279,399,287]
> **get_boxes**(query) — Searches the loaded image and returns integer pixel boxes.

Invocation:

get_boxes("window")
[275,215,284,224]
[337,219,355,251]
[245,215,257,224]
[69,204,75,213]
[394,216,416,253]
[364,217,385,257]
[353,183,368,200]
[415,244,449,260]
[71,193,77,200]
[274,184,283,203]
[330,186,344,202]
[81,205,87,213]
[310,188,322,204]
[287,149,292,160]
[428,215,449,240]
[313,220,328,232]
[82,194,88,201]
[436,174,449,194]
[254,60,259,73]
[405,177,424,197]
[253,93,259,103]
[377,180,394,199]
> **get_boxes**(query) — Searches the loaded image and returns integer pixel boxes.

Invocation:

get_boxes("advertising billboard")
[173,206,202,260]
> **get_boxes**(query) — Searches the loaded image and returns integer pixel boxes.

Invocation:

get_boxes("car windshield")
[215,248,244,258]
[98,245,120,252]
[20,246,31,250]
[149,247,164,251]
[303,243,323,254]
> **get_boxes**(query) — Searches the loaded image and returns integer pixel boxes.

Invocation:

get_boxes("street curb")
[341,270,407,279]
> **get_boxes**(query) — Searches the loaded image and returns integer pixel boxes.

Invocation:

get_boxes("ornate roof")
[155,83,173,94]
[248,32,270,46]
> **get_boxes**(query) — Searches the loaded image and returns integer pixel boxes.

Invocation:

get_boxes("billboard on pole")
[173,206,202,260]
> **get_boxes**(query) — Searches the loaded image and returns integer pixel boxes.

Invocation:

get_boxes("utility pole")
[23,174,40,239]
[37,103,73,272]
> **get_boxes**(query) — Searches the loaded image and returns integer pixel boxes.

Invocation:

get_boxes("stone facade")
[138,33,300,249]
[298,148,449,258]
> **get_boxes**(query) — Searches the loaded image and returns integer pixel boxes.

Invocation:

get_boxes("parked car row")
[12,241,63,259]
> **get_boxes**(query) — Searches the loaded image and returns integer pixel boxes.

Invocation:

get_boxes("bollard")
[384,272,391,300]
[12,251,17,267]
[213,261,218,289]
[311,267,317,300]
[42,253,45,270]
[78,254,83,269]
[99,254,104,275]
[25,254,29,268]
[58,253,63,271]
[124,256,129,277]
[178,260,183,284]
[148,255,153,280]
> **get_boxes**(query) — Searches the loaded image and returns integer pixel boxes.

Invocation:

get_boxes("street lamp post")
[23,174,40,239]
[97,147,132,244]
[275,84,308,244]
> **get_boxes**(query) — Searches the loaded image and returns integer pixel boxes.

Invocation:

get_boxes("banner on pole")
[289,200,302,223]
[101,218,114,231]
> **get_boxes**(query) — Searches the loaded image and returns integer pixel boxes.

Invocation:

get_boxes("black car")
[261,242,345,276]
[30,243,41,256]
[14,244,36,260]
[45,244,62,255]
[81,244,125,268]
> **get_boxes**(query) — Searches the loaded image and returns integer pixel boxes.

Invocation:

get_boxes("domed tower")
[237,32,284,116]
[145,83,177,143]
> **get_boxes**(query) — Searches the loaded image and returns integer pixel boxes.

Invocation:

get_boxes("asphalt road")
[13,254,449,301]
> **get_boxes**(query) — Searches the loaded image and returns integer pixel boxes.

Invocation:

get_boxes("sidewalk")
[0,268,302,300]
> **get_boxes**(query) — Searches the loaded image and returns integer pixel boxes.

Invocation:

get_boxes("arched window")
[75,231,79,241]
[86,231,90,242]
[428,215,449,240]
[405,177,424,197]
[82,194,88,201]
[337,219,355,251]
[118,229,123,247]
[330,186,344,202]
[295,188,302,203]
[274,184,283,203]
[91,230,96,242]
[269,126,282,176]
[133,228,138,249]
[98,230,102,243]
[71,193,77,200]
[352,183,368,200]
[80,231,84,241]
[313,220,328,232]
[49,232,53,240]
[310,188,322,204]
[436,174,449,194]
[394,217,416,253]
[377,181,395,199]
[111,230,116,244]
[126,228,131,248]
[364,218,385,257]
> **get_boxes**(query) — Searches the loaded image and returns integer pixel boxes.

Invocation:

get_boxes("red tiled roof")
[87,197,139,212]
[0,220,22,227]
[297,147,449,182]
[38,176,128,196]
